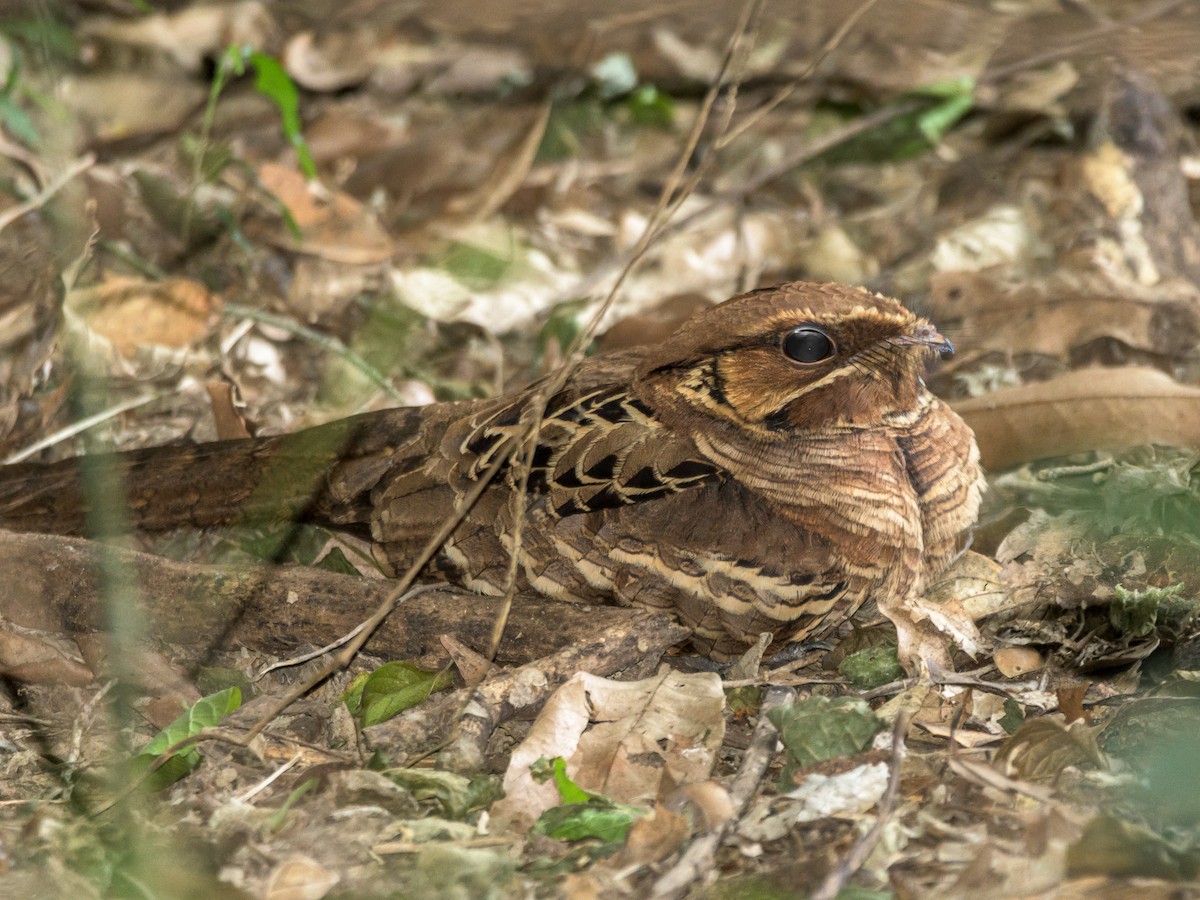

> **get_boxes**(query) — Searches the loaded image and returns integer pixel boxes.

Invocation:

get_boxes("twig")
[236,751,303,803]
[427,0,767,770]
[367,610,690,765]
[4,394,156,464]
[715,0,881,150]
[222,302,407,404]
[981,0,1194,84]
[240,442,520,740]
[0,153,95,234]
[650,686,795,898]
[251,584,443,679]
[811,710,911,900]
[556,99,920,309]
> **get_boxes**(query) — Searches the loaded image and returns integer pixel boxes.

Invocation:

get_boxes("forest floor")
[3,1,1200,897]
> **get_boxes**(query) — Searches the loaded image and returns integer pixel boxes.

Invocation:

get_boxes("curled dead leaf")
[994,646,1045,678]
[256,163,393,265]
[0,630,94,686]
[265,854,339,900]
[662,780,736,832]
[994,717,1105,782]
[615,806,691,867]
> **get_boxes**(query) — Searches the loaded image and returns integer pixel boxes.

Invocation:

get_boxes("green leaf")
[347,661,453,726]
[768,695,883,785]
[999,698,1026,735]
[812,77,975,165]
[534,802,643,843]
[838,644,904,688]
[131,687,242,791]
[538,98,606,161]
[437,240,512,289]
[551,756,592,804]
[0,60,38,146]
[385,768,504,819]
[342,671,369,716]
[1111,583,1180,638]
[248,51,315,179]
[528,757,647,843]
[624,83,675,128]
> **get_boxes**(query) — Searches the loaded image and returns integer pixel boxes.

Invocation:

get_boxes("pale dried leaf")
[265,854,340,900]
[925,550,1011,623]
[491,670,725,830]
[738,758,889,842]
[79,1,275,73]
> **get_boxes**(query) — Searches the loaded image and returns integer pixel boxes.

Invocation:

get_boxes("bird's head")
[634,281,951,437]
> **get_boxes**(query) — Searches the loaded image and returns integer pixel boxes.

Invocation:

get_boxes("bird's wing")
[451,384,722,518]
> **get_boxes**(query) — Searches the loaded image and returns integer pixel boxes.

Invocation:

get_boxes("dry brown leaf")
[60,73,206,143]
[1056,683,1089,724]
[878,587,982,673]
[614,805,691,867]
[0,630,93,686]
[439,634,491,684]
[490,670,725,831]
[663,780,736,832]
[283,30,376,92]
[67,275,222,360]
[994,717,1105,783]
[205,381,252,440]
[953,366,1200,470]
[256,163,393,265]
[925,550,1011,623]
[79,1,276,73]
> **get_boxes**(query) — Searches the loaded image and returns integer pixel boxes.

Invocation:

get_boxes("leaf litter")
[3,1,1200,897]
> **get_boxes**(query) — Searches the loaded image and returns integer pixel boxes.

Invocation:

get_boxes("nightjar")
[0,282,985,658]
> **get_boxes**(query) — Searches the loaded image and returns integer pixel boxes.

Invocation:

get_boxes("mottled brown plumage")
[0,282,984,658]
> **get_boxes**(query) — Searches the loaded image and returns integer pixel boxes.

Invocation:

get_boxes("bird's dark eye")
[783,327,834,364]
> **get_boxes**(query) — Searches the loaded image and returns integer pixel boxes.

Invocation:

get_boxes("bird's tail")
[0,407,428,538]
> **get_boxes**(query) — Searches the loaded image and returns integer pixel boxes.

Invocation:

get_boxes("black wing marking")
[458,387,720,517]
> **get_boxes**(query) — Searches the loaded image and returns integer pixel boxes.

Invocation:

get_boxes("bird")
[0,281,984,660]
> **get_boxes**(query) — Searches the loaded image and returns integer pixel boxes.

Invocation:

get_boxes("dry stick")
[558,99,918,311]
[244,3,760,741]
[565,0,1194,313]
[241,443,520,741]
[811,710,912,900]
[981,0,1194,84]
[480,0,762,667]
[650,686,795,898]
[714,0,881,151]
[431,0,766,772]
[0,153,95,234]
[252,583,445,679]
